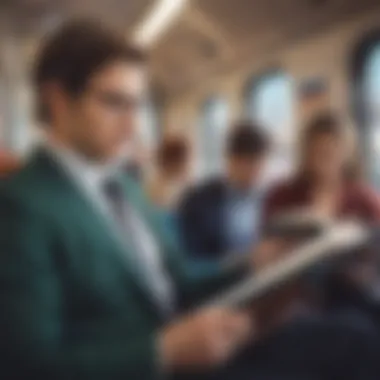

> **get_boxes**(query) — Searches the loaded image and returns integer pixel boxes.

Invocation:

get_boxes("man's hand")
[160,308,254,372]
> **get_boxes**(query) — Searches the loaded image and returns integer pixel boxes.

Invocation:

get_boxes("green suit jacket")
[0,149,244,380]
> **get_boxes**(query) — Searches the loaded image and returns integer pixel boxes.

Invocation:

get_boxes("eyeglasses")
[88,88,143,114]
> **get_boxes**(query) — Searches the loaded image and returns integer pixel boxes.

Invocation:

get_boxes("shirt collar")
[225,180,262,199]
[43,138,118,191]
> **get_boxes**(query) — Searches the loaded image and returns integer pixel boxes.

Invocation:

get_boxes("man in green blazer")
[1,20,379,380]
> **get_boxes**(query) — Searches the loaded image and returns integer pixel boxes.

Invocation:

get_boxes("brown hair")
[227,121,270,157]
[156,137,190,172]
[299,112,361,181]
[34,19,146,122]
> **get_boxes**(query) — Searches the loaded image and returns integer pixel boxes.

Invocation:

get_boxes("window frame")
[351,30,380,182]
[139,96,163,149]
[243,68,286,118]
[351,30,380,124]
[198,95,230,176]
[242,68,295,184]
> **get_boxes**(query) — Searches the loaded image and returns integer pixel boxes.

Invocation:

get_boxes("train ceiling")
[151,0,380,97]
[0,0,379,98]
[0,0,154,35]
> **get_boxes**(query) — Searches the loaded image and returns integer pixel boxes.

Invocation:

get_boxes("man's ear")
[41,81,70,121]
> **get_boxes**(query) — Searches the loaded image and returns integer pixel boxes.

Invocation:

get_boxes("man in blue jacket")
[178,123,268,261]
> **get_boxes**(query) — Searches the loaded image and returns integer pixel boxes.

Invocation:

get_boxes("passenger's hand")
[252,239,287,271]
[252,238,302,271]
[159,308,254,372]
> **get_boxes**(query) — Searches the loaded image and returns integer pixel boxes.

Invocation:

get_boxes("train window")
[199,97,229,177]
[245,71,295,184]
[361,42,380,187]
[139,99,160,149]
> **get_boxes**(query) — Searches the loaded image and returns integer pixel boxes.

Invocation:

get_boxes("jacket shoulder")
[181,177,225,204]
[0,157,62,222]
[1,161,39,201]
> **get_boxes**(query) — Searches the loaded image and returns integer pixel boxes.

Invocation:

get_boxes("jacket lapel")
[31,149,163,317]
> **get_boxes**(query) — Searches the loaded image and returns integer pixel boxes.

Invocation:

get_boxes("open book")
[264,209,333,239]
[207,221,371,309]
[221,209,333,269]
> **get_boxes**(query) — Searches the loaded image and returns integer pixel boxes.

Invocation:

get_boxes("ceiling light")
[133,0,188,48]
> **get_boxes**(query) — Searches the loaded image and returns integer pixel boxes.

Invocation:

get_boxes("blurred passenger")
[146,136,191,230]
[265,112,380,228]
[147,136,191,209]
[264,112,380,315]
[1,20,380,380]
[178,122,269,261]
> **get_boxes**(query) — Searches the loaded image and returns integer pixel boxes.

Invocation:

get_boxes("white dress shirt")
[44,141,175,315]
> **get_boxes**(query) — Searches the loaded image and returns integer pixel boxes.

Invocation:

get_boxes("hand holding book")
[209,220,370,309]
